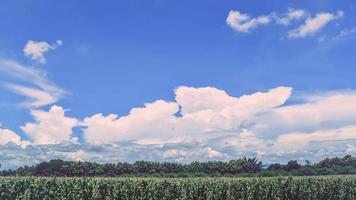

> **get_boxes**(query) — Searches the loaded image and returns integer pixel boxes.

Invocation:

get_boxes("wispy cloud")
[0,59,66,108]
[288,11,344,38]
[5,84,58,108]
[227,9,344,39]
[334,26,356,39]
[276,8,307,26]
[23,40,63,64]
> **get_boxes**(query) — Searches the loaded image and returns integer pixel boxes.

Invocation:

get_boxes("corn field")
[0,176,355,200]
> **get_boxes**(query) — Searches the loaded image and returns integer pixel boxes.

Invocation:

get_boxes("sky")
[0,0,356,169]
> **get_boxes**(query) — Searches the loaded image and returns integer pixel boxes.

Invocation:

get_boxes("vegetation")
[1,155,356,177]
[1,156,355,199]
[0,176,355,199]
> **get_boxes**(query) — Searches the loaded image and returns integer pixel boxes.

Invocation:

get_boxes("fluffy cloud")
[83,100,179,143]
[288,11,343,38]
[23,40,63,64]
[0,59,65,108]
[79,86,355,164]
[0,128,22,145]
[175,86,291,116]
[0,128,30,150]
[226,10,271,32]
[1,86,356,168]
[83,86,292,144]
[21,105,79,144]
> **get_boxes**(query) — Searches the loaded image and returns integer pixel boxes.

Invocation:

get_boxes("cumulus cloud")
[226,10,271,32]
[288,11,344,38]
[1,86,356,168]
[79,86,356,164]
[83,86,292,144]
[23,40,63,64]
[0,128,29,148]
[21,105,79,144]
[0,128,22,145]
[83,100,179,143]
[0,59,65,108]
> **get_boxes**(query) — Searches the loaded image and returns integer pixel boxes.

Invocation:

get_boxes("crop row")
[0,176,355,200]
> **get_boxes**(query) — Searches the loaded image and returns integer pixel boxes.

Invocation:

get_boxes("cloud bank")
[1,86,356,169]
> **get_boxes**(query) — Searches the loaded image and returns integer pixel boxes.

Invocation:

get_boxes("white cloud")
[334,26,356,40]
[2,86,356,168]
[0,128,29,148]
[83,86,292,144]
[173,86,292,135]
[287,8,307,19]
[83,100,179,143]
[0,59,65,108]
[205,147,225,158]
[0,128,22,145]
[175,86,291,116]
[21,105,78,144]
[226,10,271,32]
[208,130,268,154]
[23,40,63,64]
[273,126,356,153]
[226,9,345,39]
[254,91,356,137]
[6,84,57,108]
[79,86,356,164]
[162,147,225,160]
[288,11,344,38]
[276,8,307,26]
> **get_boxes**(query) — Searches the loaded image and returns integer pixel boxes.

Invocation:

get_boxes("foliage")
[1,155,356,177]
[0,157,263,177]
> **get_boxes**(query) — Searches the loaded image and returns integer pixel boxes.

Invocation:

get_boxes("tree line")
[1,155,355,177]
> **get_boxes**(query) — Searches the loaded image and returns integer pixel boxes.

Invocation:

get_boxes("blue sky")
[1,0,356,168]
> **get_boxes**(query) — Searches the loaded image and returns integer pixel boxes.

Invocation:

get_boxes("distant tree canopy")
[1,155,355,177]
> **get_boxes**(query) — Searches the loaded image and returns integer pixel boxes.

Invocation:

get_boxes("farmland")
[1,176,355,200]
